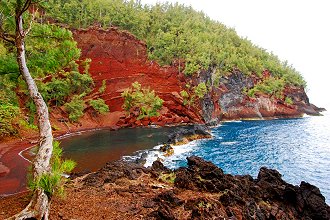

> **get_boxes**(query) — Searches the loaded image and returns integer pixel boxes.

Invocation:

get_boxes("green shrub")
[0,103,20,138]
[64,95,86,122]
[89,98,109,114]
[121,82,163,119]
[158,172,176,184]
[28,141,76,198]
[99,80,107,94]
[180,90,194,106]
[0,81,21,138]
[194,82,208,98]
[247,77,285,98]
[67,70,94,95]
[285,97,294,105]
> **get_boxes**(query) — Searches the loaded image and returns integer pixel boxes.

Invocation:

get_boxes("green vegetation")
[180,82,208,107]
[285,97,294,105]
[64,95,86,122]
[194,82,208,98]
[247,77,285,98]
[180,90,193,106]
[0,0,307,137]
[121,82,163,119]
[99,80,107,94]
[0,101,20,138]
[158,172,176,184]
[89,98,110,114]
[28,141,76,198]
[0,20,95,135]
[44,0,305,88]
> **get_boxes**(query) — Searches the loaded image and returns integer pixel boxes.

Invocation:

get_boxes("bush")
[285,97,294,105]
[247,77,285,98]
[0,103,20,138]
[180,90,194,106]
[99,80,107,94]
[194,82,208,98]
[89,98,109,114]
[28,141,76,198]
[64,95,86,122]
[67,70,94,95]
[158,172,176,184]
[121,82,163,119]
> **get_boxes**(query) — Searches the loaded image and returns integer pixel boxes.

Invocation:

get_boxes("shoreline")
[0,125,120,196]
[0,123,206,196]
[0,113,320,197]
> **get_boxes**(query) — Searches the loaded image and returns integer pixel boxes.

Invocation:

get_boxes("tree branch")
[0,14,15,44]
[17,0,32,17]
[22,9,36,37]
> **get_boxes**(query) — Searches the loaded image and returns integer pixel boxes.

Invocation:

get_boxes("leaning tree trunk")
[8,11,54,220]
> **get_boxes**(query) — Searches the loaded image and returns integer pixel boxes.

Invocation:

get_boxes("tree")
[0,1,54,219]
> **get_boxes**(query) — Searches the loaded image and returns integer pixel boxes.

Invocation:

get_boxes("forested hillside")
[45,0,305,84]
[0,8,108,138]
[0,0,309,138]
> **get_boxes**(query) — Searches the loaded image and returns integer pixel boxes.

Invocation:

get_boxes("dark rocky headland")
[2,155,329,219]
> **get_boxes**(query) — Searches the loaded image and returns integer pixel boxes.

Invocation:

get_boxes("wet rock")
[257,166,286,186]
[134,151,148,165]
[159,144,174,156]
[151,160,171,173]
[297,181,330,219]
[167,125,211,144]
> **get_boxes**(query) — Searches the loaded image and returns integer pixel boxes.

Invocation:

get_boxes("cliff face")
[72,27,321,126]
[72,27,203,127]
[199,70,321,123]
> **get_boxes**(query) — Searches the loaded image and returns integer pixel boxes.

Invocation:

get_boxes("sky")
[140,0,330,108]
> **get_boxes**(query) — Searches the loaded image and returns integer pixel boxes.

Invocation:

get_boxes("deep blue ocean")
[61,111,330,204]
[147,112,330,204]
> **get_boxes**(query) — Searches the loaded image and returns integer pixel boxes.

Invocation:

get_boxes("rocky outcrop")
[166,124,212,145]
[72,27,322,125]
[199,69,323,121]
[173,156,330,219]
[55,156,330,220]
[3,156,327,219]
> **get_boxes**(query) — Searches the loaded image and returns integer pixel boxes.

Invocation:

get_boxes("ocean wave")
[124,141,200,169]
[221,141,237,145]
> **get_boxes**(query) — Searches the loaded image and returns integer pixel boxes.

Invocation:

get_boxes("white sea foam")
[225,120,242,123]
[221,141,237,145]
[142,141,200,169]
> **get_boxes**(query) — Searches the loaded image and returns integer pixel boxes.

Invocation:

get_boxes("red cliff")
[71,27,321,126]
[72,27,203,127]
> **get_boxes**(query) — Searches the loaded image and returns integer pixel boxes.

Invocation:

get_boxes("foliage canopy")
[44,0,306,88]
[121,81,163,119]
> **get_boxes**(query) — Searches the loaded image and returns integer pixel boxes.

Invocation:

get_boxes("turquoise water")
[61,113,330,204]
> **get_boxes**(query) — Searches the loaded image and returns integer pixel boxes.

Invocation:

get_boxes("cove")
[58,127,180,172]
[21,114,330,204]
